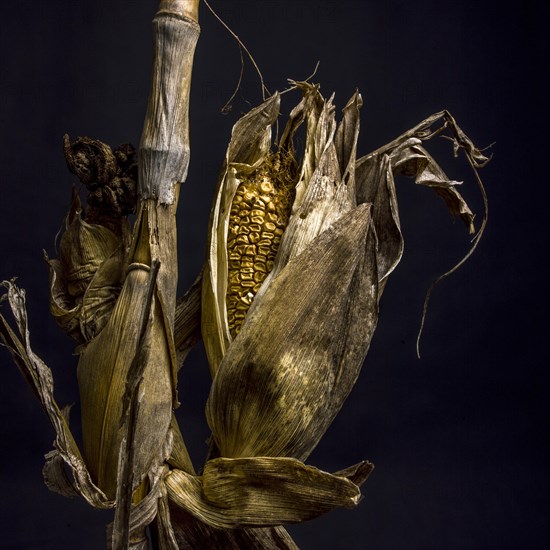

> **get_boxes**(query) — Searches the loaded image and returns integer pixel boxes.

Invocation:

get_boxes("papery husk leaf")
[78,246,127,342]
[47,245,126,345]
[202,93,280,375]
[226,93,281,166]
[167,414,195,474]
[77,261,174,500]
[389,138,475,233]
[358,109,491,237]
[0,281,113,509]
[354,109,492,291]
[47,196,129,344]
[43,449,80,498]
[165,412,301,549]
[165,457,370,529]
[46,257,82,342]
[334,90,363,186]
[270,124,350,273]
[59,210,122,299]
[262,85,361,291]
[206,203,377,460]
[174,271,202,371]
[279,83,324,211]
[355,153,403,287]
[367,109,491,169]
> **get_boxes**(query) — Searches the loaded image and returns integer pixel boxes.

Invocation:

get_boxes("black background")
[1,1,548,548]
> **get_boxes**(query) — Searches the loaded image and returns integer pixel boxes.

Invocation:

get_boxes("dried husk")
[76,260,175,499]
[206,204,378,460]
[47,193,129,344]
[0,281,114,509]
[167,506,299,550]
[173,272,202,370]
[201,93,281,376]
[165,457,373,528]
[265,85,360,273]
[202,84,372,461]
[191,83,488,532]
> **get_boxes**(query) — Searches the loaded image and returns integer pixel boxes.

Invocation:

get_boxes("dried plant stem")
[138,0,200,312]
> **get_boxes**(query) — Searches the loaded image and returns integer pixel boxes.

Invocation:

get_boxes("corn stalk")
[0,0,490,548]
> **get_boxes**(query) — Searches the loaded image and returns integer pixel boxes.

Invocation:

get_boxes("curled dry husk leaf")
[202,86,380,510]
[165,457,373,528]
[201,92,282,375]
[47,192,129,345]
[0,281,114,508]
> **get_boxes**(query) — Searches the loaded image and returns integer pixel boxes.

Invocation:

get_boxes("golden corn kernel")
[226,151,296,337]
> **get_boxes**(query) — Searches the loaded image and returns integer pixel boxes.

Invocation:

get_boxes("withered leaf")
[0,281,113,509]
[206,204,377,461]
[166,457,372,529]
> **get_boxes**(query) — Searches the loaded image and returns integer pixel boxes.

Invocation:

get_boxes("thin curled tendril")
[416,137,490,358]
[203,0,270,109]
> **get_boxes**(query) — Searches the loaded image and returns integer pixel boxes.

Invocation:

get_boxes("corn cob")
[226,151,296,337]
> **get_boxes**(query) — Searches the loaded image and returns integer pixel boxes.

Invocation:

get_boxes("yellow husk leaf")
[206,204,377,460]
[202,94,281,376]
[0,281,114,509]
[48,201,128,344]
[77,261,174,499]
[59,210,122,299]
[165,457,366,529]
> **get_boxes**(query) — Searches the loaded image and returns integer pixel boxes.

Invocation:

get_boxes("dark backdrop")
[1,1,547,548]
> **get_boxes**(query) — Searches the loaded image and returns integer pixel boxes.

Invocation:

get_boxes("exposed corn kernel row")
[226,153,295,337]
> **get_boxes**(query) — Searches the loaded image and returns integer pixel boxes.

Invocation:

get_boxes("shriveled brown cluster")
[226,152,296,336]
[44,136,141,346]
[63,135,137,234]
